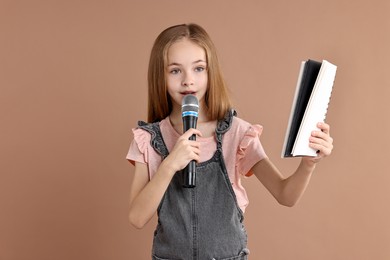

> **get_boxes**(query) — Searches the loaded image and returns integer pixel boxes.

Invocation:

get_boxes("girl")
[127,23,333,260]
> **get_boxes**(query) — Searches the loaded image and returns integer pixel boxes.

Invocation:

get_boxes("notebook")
[281,59,337,157]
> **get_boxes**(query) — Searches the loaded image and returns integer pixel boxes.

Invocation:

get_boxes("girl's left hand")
[305,122,334,164]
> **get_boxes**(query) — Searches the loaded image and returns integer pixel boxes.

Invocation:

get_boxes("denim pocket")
[212,248,250,260]
[152,254,181,260]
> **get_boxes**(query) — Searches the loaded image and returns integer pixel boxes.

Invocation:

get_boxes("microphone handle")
[183,158,196,188]
[182,116,197,188]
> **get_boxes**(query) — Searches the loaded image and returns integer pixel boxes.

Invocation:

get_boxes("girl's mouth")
[181,91,196,95]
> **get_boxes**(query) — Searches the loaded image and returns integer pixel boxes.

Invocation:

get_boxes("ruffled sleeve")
[236,124,267,177]
[126,128,151,165]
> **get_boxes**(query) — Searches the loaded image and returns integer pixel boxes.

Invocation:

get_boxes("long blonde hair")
[147,23,232,123]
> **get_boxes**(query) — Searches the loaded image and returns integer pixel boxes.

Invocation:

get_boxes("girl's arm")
[128,128,202,229]
[128,161,174,229]
[252,122,333,207]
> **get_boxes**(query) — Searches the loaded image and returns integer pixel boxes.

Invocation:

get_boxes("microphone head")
[182,94,199,117]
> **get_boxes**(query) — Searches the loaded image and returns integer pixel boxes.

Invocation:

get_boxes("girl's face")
[166,38,208,112]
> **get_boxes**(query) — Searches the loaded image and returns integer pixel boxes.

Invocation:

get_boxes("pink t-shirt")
[126,116,267,212]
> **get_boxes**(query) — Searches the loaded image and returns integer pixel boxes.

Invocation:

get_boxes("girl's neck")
[169,106,217,137]
[169,105,210,124]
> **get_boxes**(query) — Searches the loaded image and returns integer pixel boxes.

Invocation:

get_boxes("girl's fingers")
[310,122,334,159]
[317,122,330,135]
[181,128,202,139]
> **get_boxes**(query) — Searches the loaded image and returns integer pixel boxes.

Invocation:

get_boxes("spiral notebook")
[281,59,337,157]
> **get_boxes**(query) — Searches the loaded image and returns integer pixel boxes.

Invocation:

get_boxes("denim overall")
[138,110,249,260]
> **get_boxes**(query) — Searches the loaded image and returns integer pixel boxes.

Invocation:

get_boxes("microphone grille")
[182,94,199,114]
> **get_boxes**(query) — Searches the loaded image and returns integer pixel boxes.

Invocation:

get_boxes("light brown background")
[1,0,389,259]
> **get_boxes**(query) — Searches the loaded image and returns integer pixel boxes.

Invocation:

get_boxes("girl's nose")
[182,72,194,87]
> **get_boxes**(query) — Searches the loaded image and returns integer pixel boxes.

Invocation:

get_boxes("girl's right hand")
[164,128,202,174]
[128,128,201,228]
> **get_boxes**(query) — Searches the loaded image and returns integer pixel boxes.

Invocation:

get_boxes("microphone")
[181,94,199,188]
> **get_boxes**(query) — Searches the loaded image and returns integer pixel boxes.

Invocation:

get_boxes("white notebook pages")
[282,60,337,157]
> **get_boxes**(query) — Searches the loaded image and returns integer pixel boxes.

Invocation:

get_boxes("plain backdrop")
[1,0,389,259]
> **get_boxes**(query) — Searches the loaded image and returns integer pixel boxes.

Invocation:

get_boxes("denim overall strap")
[149,111,249,260]
[137,121,169,160]
[215,109,237,150]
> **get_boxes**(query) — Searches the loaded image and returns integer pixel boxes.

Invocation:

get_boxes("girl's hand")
[304,122,334,164]
[163,128,202,174]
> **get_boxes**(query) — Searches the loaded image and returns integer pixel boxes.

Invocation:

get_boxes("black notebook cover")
[283,60,322,157]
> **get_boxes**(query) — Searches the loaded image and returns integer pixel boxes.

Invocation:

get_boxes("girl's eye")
[170,68,181,74]
[195,66,206,72]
